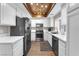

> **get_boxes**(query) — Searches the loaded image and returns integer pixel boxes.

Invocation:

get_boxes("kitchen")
[0,3,79,56]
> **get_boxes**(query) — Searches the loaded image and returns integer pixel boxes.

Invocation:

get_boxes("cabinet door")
[13,39,23,56]
[1,4,16,26]
[49,34,52,47]
[44,30,48,41]
[68,7,79,56]
[0,44,13,56]
[8,4,16,26]
[0,4,4,23]
[48,32,52,47]
[47,32,50,45]
[31,32,35,41]
[59,40,66,56]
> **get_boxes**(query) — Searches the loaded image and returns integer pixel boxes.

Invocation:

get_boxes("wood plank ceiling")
[23,3,56,17]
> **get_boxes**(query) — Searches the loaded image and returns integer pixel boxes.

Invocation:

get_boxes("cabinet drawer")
[13,47,23,56]
[59,46,65,56]
[59,40,65,47]
[59,40,66,56]
[13,39,23,48]
[0,44,13,56]
[13,39,23,56]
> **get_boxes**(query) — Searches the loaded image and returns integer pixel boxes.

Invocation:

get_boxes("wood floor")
[27,41,55,56]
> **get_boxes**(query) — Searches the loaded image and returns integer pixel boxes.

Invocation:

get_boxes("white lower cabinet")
[44,31,52,47]
[13,39,23,56]
[0,44,13,56]
[59,40,66,56]
[31,32,35,41]
[44,30,48,41]
[0,39,23,56]
[47,32,52,47]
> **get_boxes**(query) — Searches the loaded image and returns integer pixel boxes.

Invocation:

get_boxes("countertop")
[31,29,66,42]
[47,31,66,43]
[31,30,36,33]
[0,36,24,44]
[31,29,48,32]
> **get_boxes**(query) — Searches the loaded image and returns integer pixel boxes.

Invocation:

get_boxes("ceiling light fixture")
[30,3,33,5]
[45,5,47,8]
[41,5,43,8]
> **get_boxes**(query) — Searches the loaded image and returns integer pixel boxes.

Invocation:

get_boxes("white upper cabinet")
[0,3,16,26]
[49,17,54,27]
[61,4,68,25]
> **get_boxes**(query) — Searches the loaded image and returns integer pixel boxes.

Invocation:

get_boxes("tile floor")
[27,41,55,56]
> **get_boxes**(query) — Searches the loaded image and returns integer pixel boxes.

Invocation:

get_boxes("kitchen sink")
[51,32,58,34]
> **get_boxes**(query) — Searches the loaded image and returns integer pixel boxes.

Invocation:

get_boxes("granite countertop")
[0,36,24,44]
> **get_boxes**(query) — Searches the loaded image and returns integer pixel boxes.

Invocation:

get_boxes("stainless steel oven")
[36,24,43,41]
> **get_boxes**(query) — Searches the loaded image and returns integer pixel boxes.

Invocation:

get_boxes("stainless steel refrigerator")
[10,16,31,56]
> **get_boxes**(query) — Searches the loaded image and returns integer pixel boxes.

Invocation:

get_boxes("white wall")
[48,3,62,17]
[31,17,50,41]
[31,17,50,27]
[0,26,10,36]
[69,3,77,8]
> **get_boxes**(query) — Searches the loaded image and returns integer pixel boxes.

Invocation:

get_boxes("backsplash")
[0,26,10,36]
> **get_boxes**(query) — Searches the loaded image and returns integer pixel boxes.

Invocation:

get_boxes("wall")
[0,26,10,36]
[69,3,77,8]
[31,17,50,41]
[48,3,62,17]
[31,17,50,27]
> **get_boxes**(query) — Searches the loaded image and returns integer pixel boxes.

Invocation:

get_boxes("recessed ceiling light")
[41,5,43,8]
[45,5,47,8]
[30,3,33,5]
[36,15,42,17]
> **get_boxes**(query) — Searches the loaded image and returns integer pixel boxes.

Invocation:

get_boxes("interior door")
[68,8,79,56]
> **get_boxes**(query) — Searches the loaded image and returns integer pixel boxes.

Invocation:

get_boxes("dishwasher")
[52,35,59,56]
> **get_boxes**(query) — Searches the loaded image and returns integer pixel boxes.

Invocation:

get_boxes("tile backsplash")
[0,26,10,36]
